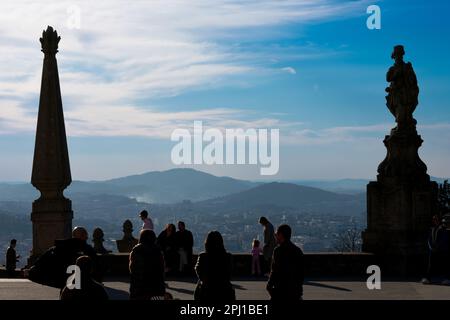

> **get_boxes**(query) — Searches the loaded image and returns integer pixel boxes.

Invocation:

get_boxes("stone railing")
[99,252,378,277]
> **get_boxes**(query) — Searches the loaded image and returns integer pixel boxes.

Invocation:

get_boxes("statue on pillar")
[377,46,428,181]
[362,46,438,273]
[385,45,419,132]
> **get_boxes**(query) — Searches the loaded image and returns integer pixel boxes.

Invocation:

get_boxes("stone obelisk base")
[29,197,73,264]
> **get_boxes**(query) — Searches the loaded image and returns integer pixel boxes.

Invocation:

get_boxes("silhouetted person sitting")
[129,229,166,300]
[139,210,154,231]
[422,215,450,285]
[157,223,179,275]
[267,224,304,301]
[60,255,108,301]
[176,221,194,274]
[194,231,235,301]
[6,239,20,278]
[29,226,99,288]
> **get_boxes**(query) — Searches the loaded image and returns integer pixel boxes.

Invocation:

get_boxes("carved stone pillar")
[30,26,73,259]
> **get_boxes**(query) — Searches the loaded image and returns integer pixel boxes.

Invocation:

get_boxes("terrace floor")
[1,276,450,300]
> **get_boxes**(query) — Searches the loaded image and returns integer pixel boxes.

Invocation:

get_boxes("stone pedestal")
[362,128,438,259]
[31,198,73,257]
[362,130,438,276]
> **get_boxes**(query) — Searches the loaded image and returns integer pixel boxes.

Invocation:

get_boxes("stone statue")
[92,227,111,254]
[116,220,138,253]
[385,45,419,131]
[376,45,428,179]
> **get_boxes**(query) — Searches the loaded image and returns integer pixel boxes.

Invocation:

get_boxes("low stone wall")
[1,252,427,279]
[100,252,379,277]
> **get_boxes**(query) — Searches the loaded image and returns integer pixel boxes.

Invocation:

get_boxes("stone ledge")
[2,252,428,279]
[100,252,378,277]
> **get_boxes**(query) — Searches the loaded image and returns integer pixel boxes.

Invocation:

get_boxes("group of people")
[9,210,450,301]
[130,214,304,301]
[139,210,194,275]
[18,209,304,301]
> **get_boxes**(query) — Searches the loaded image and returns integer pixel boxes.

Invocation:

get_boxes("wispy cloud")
[282,122,450,145]
[281,67,297,74]
[0,0,370,136]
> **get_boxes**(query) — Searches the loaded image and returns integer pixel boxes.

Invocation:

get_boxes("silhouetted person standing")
[129,229,166,300]
[267,224,304,301]
[251,239,262,276]
[60,255,108,301]
[176,221,194,274]
[157,223,179,275]
[6,239,20,278]
[139,210,154,231]
[442,217,450,285]
[259,216,276,274]
[422,215,449,284]
[194,231,235,301]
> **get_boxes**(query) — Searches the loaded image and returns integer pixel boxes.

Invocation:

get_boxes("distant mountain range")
[0,168,445,220]
[0,168,257,204]
[197,182,365,216]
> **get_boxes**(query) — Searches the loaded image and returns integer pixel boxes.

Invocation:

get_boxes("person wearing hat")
[139,210,154,231]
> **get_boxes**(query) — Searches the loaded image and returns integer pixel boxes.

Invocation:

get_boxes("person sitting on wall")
[139,210,154,231]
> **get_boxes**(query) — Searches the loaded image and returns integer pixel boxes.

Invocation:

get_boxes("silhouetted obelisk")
[362,46,438,274]
[30,26,73,259]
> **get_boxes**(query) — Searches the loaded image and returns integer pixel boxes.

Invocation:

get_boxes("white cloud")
[281,122,450,146]
[0,0,370,136]
[281,67,297,74]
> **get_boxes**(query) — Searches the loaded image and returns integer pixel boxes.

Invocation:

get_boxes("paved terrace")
[1,277,450,300]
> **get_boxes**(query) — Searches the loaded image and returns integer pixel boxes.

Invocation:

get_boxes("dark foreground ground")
[1,276,450,300]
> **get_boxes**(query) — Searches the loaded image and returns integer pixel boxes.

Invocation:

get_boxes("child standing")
[251,239,263,276]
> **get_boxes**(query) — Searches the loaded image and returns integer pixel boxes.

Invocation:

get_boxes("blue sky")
[0,0,449,181]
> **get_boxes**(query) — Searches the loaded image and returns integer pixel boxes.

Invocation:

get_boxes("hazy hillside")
[103,168,258,203]
[0,168,258,204]
[198,182,365,216]
[287,176,448,194]
[0,211,30,235]
[288,179,369,194]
